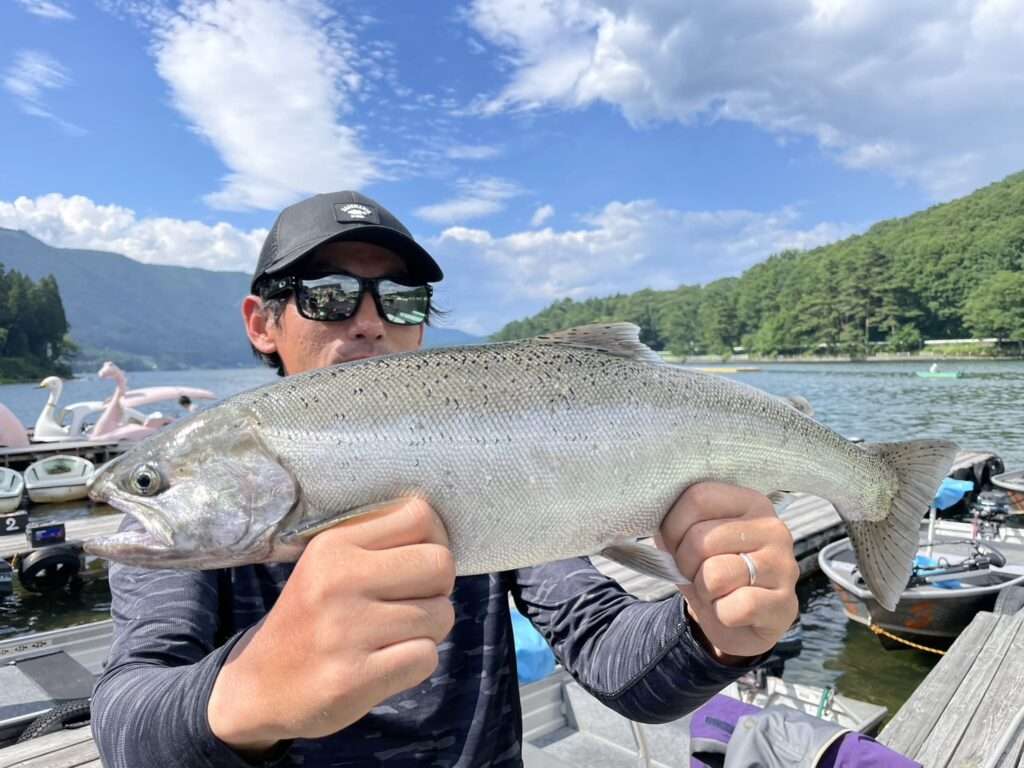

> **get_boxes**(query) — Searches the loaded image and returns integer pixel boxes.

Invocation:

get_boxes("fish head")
[86,405,299,569]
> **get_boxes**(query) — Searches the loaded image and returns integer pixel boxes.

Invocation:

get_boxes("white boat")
[23,456,95,504]
[0,468,24,514]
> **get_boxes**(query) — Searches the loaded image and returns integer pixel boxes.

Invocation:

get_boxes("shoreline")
[662,354,1024,365]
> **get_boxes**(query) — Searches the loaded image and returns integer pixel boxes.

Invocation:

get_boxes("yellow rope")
[869,623,946,655]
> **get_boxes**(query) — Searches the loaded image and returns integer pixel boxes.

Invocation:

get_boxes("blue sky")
[2,0,1022,335]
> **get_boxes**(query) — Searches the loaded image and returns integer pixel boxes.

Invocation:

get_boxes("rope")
[869,623,946,656]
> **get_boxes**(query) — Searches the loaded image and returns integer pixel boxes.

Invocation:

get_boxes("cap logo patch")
[335,203,379,224]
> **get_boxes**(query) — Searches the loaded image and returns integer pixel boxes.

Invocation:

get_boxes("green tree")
[963,271,1024,340]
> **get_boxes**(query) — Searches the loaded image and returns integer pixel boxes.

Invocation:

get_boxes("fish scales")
[233,341,881,574]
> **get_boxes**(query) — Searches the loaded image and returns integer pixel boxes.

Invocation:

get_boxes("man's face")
[252,241,425,375]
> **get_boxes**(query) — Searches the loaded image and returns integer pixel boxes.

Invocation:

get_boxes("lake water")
[2,359,1023,720]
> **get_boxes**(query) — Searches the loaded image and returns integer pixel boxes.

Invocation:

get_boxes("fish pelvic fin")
[600,540,691,585]
[536,323,664,365]
[844,439,959,611]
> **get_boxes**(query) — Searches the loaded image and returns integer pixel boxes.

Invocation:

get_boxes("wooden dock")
[879,609,1024,767]
[0,515,122,562]
[0,441,128,473]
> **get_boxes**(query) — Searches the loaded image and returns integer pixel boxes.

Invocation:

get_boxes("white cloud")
[530,204,554,227]
[431,198,850,332]
[415,177,524,224]
[466,0,1024,199]
[120,0,382,211]
[3,50,84,133]
[0,194,266,273]
[445,144,502,160]
[16,0,75,20]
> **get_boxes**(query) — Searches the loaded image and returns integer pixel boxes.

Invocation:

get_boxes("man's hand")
[207,498,456,754]
[657,482,799,663]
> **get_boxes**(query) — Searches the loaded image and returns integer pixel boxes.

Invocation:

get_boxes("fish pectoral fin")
[600,540,691,585]
[279,500,400,544]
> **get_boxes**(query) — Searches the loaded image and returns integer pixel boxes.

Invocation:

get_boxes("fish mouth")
[92,486,176,551]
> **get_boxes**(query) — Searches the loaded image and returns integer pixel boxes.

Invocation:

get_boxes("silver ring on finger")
[739,552,758,587]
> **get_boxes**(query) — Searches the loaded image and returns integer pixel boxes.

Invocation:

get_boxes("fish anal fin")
[536,324,663,365]
[600,540,691,585]
[767,490,797,511]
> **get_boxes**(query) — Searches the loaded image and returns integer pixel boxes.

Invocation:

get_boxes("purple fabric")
[820,732,923,768]
[689,694,759,767]
[689,693,922,768]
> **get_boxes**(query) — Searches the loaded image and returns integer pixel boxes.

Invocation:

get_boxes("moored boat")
[819,524,1024,649]
[0,468,24,514]
[915,370,963,379]
[992,467,1024,512]
[23,456,95,504]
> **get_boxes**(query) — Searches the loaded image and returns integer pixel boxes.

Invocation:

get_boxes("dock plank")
[915,613,1020,768]
[0,729,98,768]
[881,612,1024,768]
[878,612,998,758]
[947,613,1024,768]
[0,516,123,561]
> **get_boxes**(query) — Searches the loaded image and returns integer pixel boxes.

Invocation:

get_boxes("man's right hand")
[207,498,456,754]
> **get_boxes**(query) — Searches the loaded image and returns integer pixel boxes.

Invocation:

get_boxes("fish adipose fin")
[845,439,959,612]
[782,395,815,417]
[600,540,691,585]
[536,323,664,365]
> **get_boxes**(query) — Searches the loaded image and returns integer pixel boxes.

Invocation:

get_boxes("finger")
[320,497,450,550]
[675,517,792,578]
[363,638,440,705]
[660,483,773,555]
[361,596,455,649]
[708,586,798,633]
[366,543,457,600]
[692,553,767,603]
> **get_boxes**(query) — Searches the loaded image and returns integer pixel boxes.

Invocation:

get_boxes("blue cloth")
[511,609,556,683]
[932,478,973,511]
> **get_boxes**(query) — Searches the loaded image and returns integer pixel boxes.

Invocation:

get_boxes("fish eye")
[128,464,164,497]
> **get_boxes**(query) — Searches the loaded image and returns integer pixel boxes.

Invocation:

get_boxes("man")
[91,190,799,767]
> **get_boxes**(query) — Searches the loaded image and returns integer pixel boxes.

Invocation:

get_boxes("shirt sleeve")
[89,521,286,768]
[509,557,769,724]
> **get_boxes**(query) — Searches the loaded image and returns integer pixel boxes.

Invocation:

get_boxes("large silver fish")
[86,324,957,610]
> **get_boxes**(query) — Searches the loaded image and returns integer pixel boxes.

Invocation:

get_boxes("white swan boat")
[0,468,25,514]
[23,456,95,504]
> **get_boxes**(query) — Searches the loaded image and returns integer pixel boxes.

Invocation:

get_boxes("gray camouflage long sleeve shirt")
[91,546,762,767]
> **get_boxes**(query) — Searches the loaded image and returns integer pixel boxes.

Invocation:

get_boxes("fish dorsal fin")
[535,323,663,365]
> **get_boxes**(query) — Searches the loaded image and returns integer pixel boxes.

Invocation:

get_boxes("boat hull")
[23,456,94,505]
[820,529,1024,649]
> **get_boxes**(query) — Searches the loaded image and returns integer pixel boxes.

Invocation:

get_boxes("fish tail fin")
[841,439,959,611]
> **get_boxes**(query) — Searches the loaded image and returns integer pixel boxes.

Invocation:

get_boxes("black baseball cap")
[251,191,443,292]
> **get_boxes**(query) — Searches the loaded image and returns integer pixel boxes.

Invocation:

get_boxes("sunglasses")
[261,273,432,326]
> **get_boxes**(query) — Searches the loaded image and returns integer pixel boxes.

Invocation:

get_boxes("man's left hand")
[657,482,800,663]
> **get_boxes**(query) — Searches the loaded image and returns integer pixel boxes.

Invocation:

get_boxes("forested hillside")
[494,172,1024,356]
[0,267,73,381]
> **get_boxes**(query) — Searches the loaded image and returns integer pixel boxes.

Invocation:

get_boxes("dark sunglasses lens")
[377,281,430,325]
[297,275,361,321]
